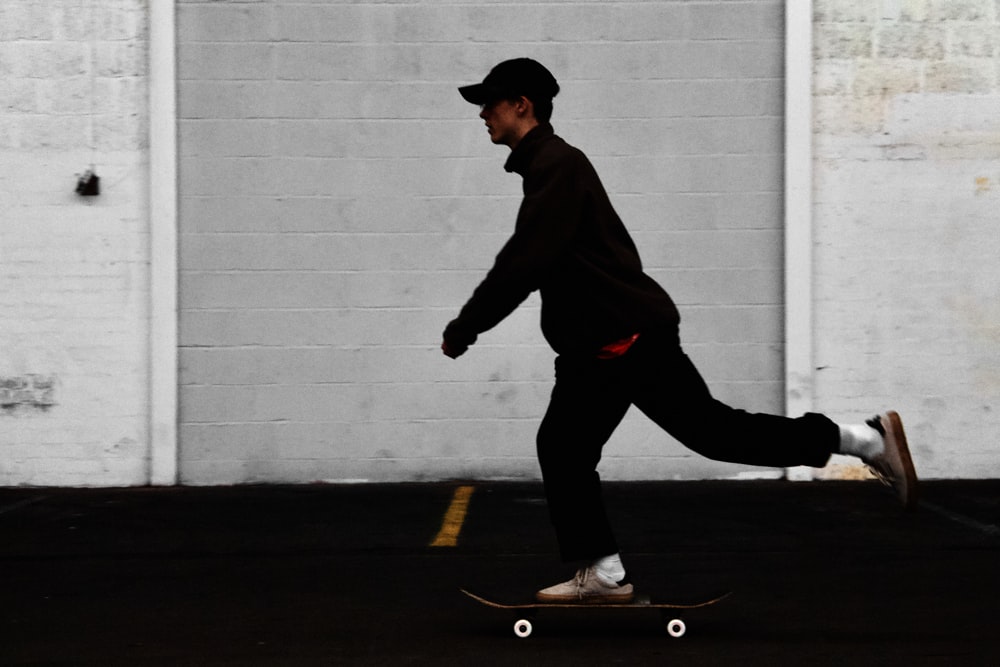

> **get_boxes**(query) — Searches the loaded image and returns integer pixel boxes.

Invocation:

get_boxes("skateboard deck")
[460,588,731,638]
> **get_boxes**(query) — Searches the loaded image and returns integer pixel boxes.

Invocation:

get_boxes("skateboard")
[460,588,731,638]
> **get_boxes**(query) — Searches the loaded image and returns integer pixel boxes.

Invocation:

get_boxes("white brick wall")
[6,2,994,486]
[812,0,1000,478]
[176,0,787,484]
[0,1,150,485]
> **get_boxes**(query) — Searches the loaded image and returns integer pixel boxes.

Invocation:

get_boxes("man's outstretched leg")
[625,332,918,508]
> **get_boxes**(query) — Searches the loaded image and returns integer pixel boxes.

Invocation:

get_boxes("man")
[441,58,918,603]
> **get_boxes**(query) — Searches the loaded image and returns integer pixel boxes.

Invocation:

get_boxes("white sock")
[838,423,884,461]
[592,553,626,584]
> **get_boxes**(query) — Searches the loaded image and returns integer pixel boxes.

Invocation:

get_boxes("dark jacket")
[443,123,680,357]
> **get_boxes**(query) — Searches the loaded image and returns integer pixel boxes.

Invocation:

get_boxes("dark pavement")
[2,480,999,665]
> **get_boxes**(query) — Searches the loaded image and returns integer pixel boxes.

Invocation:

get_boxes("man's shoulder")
[533,132,588,170]
[541,131,579,155]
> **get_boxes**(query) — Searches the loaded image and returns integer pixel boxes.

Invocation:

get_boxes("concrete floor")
[2,480,999,665]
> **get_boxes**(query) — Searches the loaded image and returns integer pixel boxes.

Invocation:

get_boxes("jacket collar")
[504,123,555,175]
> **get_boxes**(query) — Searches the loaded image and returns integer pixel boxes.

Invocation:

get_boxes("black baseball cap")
[458,58,560,106]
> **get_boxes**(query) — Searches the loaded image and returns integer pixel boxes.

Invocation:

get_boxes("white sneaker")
[536,566,634,603]
[864,411,919,510]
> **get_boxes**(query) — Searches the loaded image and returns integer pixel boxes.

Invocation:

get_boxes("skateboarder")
[441,58,918,603]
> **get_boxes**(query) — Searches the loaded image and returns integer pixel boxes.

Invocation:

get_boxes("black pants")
[536,329,839,563]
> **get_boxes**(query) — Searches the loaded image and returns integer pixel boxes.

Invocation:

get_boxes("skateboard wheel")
[513,618,533,638]
[666,618,686,638]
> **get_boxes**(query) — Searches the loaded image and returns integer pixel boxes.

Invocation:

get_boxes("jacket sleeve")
[443,152,581,349]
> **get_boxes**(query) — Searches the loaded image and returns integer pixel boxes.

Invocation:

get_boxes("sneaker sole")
[885,410,919,510]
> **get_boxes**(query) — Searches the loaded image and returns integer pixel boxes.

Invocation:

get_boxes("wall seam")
[784,0,815,481]
[149,0,179,485]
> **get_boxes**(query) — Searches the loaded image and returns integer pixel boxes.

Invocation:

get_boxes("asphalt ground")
[2,479,999,666]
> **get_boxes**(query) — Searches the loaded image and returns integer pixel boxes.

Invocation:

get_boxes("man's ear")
[515,95,535,119]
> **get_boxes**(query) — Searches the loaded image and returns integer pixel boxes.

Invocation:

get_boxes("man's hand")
[441,340,468,359]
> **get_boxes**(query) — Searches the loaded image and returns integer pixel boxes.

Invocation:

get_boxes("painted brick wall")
[177,0,787,483]
[0,1,150,485]
[812,0,1000,478]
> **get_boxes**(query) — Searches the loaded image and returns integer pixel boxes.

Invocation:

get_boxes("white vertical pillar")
[149,0,179,485]
[785,0,815,482]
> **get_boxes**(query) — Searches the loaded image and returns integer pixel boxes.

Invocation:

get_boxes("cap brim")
[458,83,502,105]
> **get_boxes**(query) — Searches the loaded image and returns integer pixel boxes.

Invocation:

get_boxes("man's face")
[479,99,523,148]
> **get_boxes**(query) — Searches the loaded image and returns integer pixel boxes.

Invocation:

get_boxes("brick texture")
[812,0,1000,478]
[6,2,995,486]
[0,0,149,485]
[177,0,787,483]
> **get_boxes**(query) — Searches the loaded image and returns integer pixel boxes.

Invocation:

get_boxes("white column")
[784,0,815,482]
[149,0,179,485]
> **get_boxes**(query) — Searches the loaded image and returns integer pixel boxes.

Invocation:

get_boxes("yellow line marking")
[430,485,475,547]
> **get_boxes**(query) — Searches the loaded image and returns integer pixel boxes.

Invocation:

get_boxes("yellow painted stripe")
[430,485,475,547]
